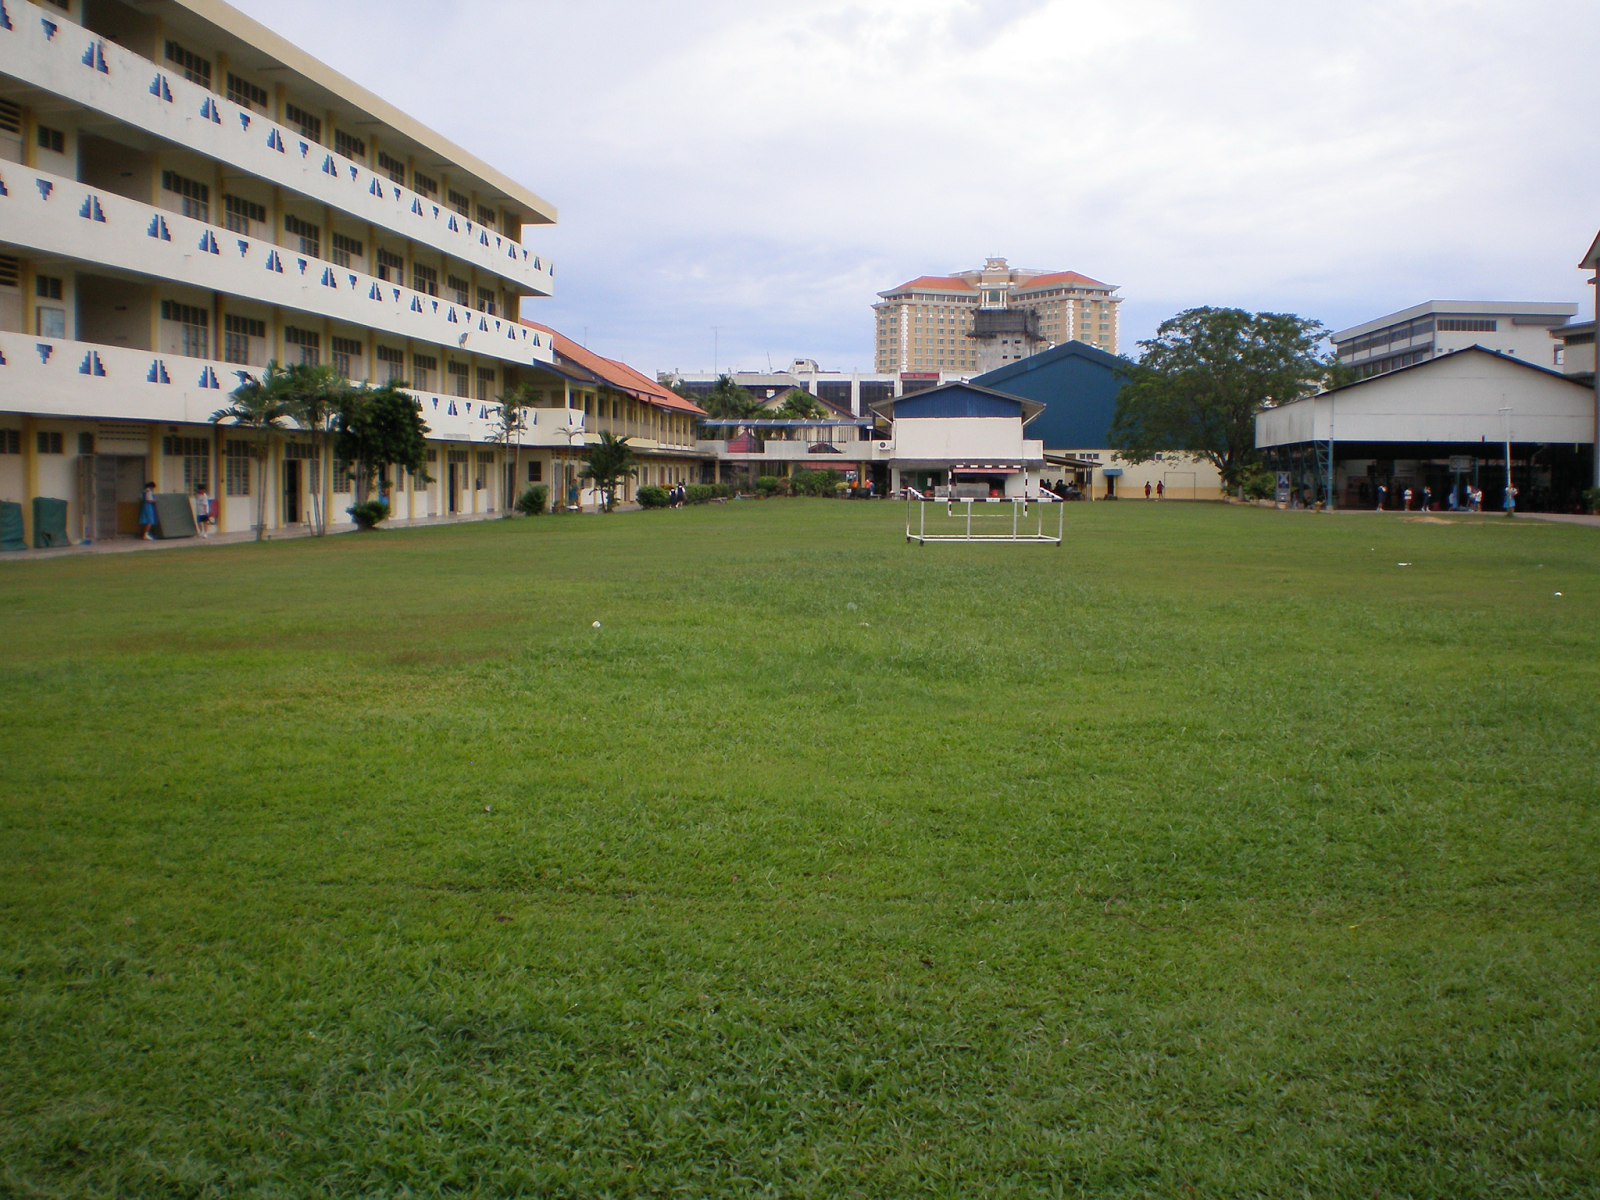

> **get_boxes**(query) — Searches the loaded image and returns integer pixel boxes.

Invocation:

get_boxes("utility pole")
[1500,405,1514,517]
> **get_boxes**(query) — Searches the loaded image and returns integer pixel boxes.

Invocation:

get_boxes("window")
[226,72,268,111]
[0,430,19,455]
[161,300,210,358]
[164,40,211,88]
[333,129,366,161]
[1438,318,1498,332]
[36,275,62,300]
[330,232,363,269]
[447,275,470,306]
[36,431,64,455]
[475,287,497,315]
[225,441,252,495]
[412,263,438,296]
[284,325,320,366]
[284,442,318,461]
[165,436,211,491]
[526,460,542,483]
[412,171,438,198]
[78,433,95,455]
[332,459,354,494]
[377,151,406,185]
[476,206,497,229]
[36,306,66,339]
[283,103,322,143]
[475,367,495,401]
[223,194,266,234]
[0,99,21,136]
[376,248,405,284]
[376,345,405,383]
[412,354,437,391]
[331,336,362,378]
[284,214,320,258]
[447,189,470,216]
[447,361,470,397]
[223,314,264,364]
[161,171,210,221]
[36,126,65,154]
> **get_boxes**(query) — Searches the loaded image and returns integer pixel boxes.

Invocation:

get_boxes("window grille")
[475,287,497,315]
[163,436,209,457]
[333,129,366,160]
[284,214,320,258]
[164,40,211,87]
[446,450,470,464]
[1438,318,1498,332]
[36,275,62,300]
[285,326,320,366]
[0,99,20,135]
[377,152,406,185]
[412,171,438,198]
[412,263,438,296]
[35,125,64,154]
[476,206,497,229]
[78,433,95,455]
[284,442,319,460]
[376,345,405,383]
[447,361,471,397]
[226,73,268,110]
[330,232,363,268]
[283,103,322,143]
[332,459,354,494]
[412,354,437,391]
[37,431,64,455]
[223,193,265,233]
[447,275,470,305]
[0,430,19,455]
[526,460,542,483]
[160,171,210,221]
[475,367,495,401]
[447,189,470,216]
[161,300,209,358]
[376,248,405,283]
[477,452,495,465]
[331,336,363,378]
[223,314,265,365]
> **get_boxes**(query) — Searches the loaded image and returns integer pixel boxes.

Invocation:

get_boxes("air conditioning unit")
[878,441,890,450]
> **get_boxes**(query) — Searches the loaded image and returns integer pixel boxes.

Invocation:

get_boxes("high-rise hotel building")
[873,258,1121,376]
[0,0,571,543]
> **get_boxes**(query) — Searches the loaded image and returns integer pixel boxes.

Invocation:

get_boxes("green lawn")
[1,501,1597,1198]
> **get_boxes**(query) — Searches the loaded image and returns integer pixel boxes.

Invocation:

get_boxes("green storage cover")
[32,497,69,548]
[0,501,23,552]
[153,493,196,539]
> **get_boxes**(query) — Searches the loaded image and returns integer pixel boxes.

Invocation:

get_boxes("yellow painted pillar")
[148,426,162,492]
[21,416,37,546]
[212,426,226,534]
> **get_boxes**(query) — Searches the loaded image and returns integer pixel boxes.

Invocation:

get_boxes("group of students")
[1373,483,1511,513]
[1143,480,1166,500]
[135,483,216,541]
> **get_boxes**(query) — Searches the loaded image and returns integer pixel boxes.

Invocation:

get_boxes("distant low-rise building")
[1333,301,1577,380]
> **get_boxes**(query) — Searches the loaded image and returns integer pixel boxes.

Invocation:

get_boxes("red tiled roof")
[521,321,705,415]
[1014,271,1111,292]
[881,275,977,295]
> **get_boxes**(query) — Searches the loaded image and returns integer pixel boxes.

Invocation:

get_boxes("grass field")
[1,500,1597,1198]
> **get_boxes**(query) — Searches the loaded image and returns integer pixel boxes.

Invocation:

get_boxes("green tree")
[773,388,825,420]
[278,361,353,537]
[1108,307,1345,487]
[212,365,293,541]
[493,382,537,514]
[334,382,430,505]
[579,430,638,512]
[700,374,762,422]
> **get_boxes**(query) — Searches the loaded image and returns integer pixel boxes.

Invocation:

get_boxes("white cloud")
[233,0,1600,372]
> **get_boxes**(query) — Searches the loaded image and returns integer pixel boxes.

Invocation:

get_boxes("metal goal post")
[904,489,1065,544]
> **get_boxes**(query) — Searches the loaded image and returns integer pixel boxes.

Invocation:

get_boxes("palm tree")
[773,388,826,421]
[279,361,351,536]
[579,430,638,512]
[212,366,292,541]
[493,382,537,514]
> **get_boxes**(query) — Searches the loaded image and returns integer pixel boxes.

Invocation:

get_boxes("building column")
[147,426,162,492]
[212,425,226,534]
[21,416,37,547]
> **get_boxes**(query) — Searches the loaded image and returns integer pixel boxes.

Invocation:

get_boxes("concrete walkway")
[1,509,514,562]
[1520,512,1600,529]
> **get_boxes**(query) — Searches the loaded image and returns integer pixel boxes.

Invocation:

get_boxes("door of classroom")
[282,459,301,525]
[447,462,459,513]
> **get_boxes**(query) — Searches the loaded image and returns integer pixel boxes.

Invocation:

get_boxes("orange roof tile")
[881,275,977,295]
[520,321,706,415]
[1014,271,1112,292]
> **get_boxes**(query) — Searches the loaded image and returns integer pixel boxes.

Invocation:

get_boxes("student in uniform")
[193,484,212,537]
[139,482,158,540]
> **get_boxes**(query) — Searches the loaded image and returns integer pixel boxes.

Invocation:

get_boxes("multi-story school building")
[0,0,584,543]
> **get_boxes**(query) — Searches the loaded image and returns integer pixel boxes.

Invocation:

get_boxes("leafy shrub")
[685,484,716,504]
[516,485,549,515]
[790,469,842,497]
[637,485,670,509]
[755,476,780,496]
[1584,487,1600,515]
[347,499,390,530]
[1239,470,1275,501]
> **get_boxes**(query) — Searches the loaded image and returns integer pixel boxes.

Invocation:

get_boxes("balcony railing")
[2,166,551,368]
[0,333,567,445]
[0,9,552,294]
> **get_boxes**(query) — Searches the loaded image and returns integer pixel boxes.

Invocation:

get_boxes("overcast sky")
[236,0,1600,377]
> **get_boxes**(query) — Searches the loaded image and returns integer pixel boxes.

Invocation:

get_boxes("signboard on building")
[1449,455,1474,473]
[1275,472,1291,504]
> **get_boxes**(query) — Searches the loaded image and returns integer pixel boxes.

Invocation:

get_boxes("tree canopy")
[1108,307,1345,485]
[212,366,293,541]
[334,382,430,499]
[579,431,638,512]
[699,375,762,421]
[773,388,826,420]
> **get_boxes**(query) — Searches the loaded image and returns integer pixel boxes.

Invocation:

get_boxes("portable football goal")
[904,488,1064,544]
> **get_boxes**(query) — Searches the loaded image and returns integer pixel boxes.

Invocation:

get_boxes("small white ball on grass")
[592,620,602,628]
